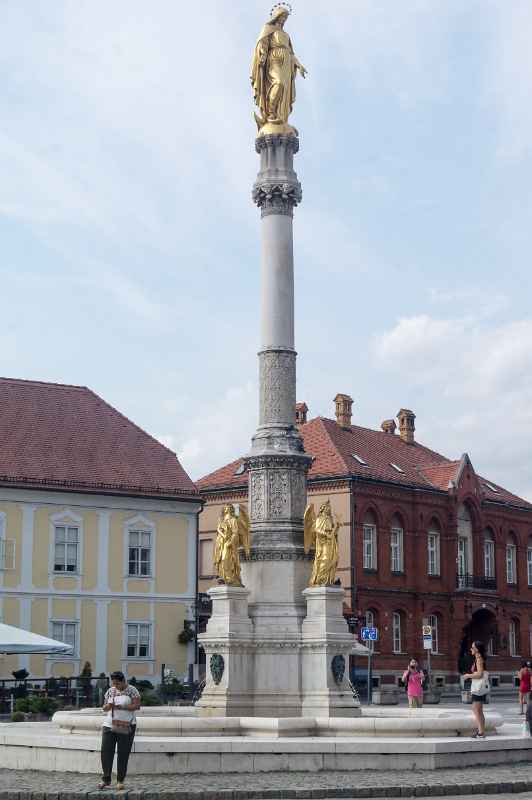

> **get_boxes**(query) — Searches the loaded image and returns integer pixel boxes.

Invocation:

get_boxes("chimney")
[397,408,416,444]
[334,393,353,429]
[295,402,308,428]
[381,419,397,435]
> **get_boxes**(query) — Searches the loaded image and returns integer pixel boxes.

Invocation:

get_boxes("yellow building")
[0,377,201,682]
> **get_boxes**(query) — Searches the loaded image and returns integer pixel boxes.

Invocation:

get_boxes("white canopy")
[0,622,71,655]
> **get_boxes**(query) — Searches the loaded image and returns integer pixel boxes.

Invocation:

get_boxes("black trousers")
[101,725,136,783]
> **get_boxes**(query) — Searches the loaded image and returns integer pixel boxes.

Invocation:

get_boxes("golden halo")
[270,3,292,17]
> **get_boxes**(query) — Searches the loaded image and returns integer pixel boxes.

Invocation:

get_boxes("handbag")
[471,671,490,696]
[110,702,133,736]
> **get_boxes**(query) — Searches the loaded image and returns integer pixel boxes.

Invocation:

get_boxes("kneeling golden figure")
[304,500,340,586]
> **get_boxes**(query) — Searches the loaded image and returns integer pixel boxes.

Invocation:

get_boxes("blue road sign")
[361,627,379,642]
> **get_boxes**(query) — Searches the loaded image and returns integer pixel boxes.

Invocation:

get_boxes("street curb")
[4,781,532,800]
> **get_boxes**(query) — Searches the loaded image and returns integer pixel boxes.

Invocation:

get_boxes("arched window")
[427,613,441,654]
[527,538,532,587]
[509,618,520,656]
[427,519,441,577]
[390,514,404,573]
[457,504,473,587]
[363,510,377,571]
[392,611,404,654]
[483,528,495,581]
[506,534,517,585]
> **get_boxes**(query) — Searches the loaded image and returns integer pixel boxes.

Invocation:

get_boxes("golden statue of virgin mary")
[251,5,307,137]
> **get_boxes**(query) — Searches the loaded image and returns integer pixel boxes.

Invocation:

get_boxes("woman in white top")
[464,641,488,739]
[99,670,141,791]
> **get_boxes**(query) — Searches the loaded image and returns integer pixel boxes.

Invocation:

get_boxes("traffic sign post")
[422,625,432,686]
[360,627,379,704]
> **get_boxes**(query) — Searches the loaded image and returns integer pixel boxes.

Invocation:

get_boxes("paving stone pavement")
[1,762,532,800]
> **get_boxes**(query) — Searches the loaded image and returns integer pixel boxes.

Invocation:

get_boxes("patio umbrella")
[0,622,71,655]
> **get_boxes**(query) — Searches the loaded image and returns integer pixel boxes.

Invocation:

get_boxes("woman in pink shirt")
[403,659,425,708]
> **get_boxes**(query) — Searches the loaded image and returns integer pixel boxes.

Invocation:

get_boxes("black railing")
[456,573,497,590]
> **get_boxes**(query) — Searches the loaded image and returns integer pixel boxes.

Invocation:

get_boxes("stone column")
[240,134,312,717]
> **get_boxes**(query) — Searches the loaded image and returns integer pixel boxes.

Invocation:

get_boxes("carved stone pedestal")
[300,586,361,718]
[196,585,254,717]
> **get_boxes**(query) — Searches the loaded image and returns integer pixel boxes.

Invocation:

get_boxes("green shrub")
[140,691,159,706]
[28,696,59,716]
[136,679,153,690]
[11,711,25,722]
[14,698,29,713]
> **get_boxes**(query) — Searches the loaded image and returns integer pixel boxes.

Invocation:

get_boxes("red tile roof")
[197,416,531,510]
[0,377,198,499]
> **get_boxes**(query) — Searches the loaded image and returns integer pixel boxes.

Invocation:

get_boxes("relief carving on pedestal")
[250,472,266,521]
[269,469,290,518]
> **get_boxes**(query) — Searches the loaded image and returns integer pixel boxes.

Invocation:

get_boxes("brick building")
[197,395,532,693]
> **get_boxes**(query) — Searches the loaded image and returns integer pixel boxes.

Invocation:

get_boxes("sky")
[1,1,532,500]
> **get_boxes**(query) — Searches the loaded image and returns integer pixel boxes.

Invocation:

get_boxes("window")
[392,612,402,654]
[483,482,499,494]
[0,538,15,570]
[51,622,77,654]
[352,453,368,466]
[199,539,214,577]
[527,546,532,587]
[126,623,151,658]
[484,533,495,579]
[428,614,439,654]
[509,619,520,656]
[234,463,246,475]
[390,518,404,573]
[506,539,517,585]
[54,526,79,573]
[363,524,377,570]
[128,530,152,577]
[390,463,404,474]
[427,528,440,576]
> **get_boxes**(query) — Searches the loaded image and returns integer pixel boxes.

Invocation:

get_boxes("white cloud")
[374,313,532,500]
[157,381,256,481]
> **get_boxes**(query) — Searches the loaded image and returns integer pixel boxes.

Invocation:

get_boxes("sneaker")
[117,783,125,791]
[98,782,110,790]
[471,731,480,738]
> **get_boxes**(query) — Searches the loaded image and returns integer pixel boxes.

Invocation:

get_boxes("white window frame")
[50,620,78,657]
[527,547,532,587]
[428,614,439,654]
[484,538,495,579]
[363,524,377,570]
[506,543,517,585]
[392,612,402,654]
[125,622,152,659]
[49,510,83,577]
[390,526,404,573]
[128,530,152,577]
[509,620,519,656]
[0,512,15,571]
[123,515,155,581]
[529,623,532,658]
[427,531,440,576]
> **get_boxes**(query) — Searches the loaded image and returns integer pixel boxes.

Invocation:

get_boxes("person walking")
[402,659,424,709]
[464,641,489,739]
[518,661,531,715]
[99,671,141,791]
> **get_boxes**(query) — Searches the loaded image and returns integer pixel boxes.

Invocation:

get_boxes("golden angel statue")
[304,501,340,587]
[250,3,307,137]
[213,503,251,587]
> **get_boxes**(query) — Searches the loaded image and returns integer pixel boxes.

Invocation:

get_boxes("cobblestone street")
[1,761,532,800]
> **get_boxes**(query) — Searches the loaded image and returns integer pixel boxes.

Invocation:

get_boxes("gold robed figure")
[304,501,340,587]
[251,5,307,137]
[213,504,251,587]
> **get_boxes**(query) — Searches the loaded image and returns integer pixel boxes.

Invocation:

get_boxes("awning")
[0,622,71,655]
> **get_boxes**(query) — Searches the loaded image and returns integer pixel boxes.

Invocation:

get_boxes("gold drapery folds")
[250,5,307,137]
[304,501,340,587]
[213,504,251,587]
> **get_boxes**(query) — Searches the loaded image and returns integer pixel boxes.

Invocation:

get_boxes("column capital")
[252,135,302,217]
